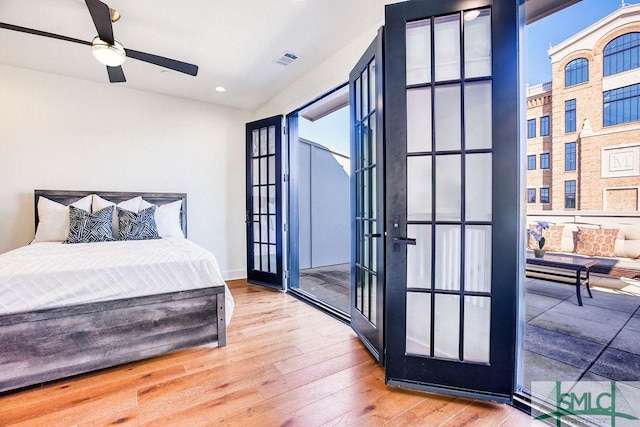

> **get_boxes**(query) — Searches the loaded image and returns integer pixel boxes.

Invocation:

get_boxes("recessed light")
[215,86,226,93]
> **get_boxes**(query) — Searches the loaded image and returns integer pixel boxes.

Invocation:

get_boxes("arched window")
[604,32,640,76]
[565,58,588,86]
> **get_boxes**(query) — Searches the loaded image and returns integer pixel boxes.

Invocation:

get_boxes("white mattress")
[0,238,234,324]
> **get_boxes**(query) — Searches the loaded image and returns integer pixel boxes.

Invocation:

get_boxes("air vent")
[274,52,299,66]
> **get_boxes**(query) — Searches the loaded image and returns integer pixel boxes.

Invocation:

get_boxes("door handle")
[365,233,382,238]
[393,237,416,245]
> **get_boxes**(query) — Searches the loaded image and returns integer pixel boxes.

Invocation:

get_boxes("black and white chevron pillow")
[64,206,115,244]
[118,206,160,240]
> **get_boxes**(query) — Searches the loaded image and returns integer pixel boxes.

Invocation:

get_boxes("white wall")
[298,142,350,269]
[255,23,381,117]
[0,64,252,280]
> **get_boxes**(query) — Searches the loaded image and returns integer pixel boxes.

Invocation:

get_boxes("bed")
[0,190,233,393]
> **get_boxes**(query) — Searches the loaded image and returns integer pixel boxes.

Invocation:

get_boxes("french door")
[350,29,385,363]
[246,116,285,290]
[383,0,522,400]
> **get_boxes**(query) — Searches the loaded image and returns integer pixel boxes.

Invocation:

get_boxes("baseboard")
[222,269,246,281]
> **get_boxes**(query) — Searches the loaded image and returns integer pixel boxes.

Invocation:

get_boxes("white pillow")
[139,199,184,238]
[92,195,142,239]
[33,195,93,242]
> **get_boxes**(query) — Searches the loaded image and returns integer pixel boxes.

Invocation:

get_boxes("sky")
[527,0,640,85]
[301,0,640,152]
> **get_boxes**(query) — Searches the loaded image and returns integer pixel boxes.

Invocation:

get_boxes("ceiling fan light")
[91,36,126,67]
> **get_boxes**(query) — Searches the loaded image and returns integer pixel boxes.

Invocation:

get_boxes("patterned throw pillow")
[543,225,564,252]
[64,206,115,244]
[576,227,619,257]
[118,206,160,240]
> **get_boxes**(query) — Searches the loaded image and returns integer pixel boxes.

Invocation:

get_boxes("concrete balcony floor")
[295,264,640,389]
[523,274,640,390]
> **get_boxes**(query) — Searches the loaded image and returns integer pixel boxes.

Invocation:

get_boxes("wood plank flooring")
[0,280,533,426]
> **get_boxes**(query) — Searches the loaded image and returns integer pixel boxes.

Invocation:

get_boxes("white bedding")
[0,238,234,324]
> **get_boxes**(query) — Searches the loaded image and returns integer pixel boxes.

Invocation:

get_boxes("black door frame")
[383,0,523,402]
[350,28,386,363]
[245,115,285,290]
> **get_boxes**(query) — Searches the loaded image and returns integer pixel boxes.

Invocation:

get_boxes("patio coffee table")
[526,253,599,306]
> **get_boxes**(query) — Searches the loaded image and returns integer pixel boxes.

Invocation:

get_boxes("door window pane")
[407,156,432,221]
[464,296,490,363]
[252,130,260,157]
[269,215,276,244]
[464,81,492,150]
[407,224,432,289]
[407,87,432,153]
[435,225,461,291]
[434,14,460,81]
[435,85,461,151]
[252,159,259,185]
[260,157,267,184]
[369,60,376,114]
[434,294,459,359]
[465,153,492,221]
[436,155,461,221]
[261,215,268,245]
[254,243,261,271]
[362,68,369,116]
[268,155,276,184]
[406,19,431,85]
[268,126,277,154]
[464,8,491,78]
[464,225,492,293]
[269,245,277,273]
[406,292,431,356]
[260,128,268,155]
[355,77,362,121]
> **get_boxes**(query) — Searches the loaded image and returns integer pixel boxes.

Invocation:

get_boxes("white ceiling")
[0,0,577,112]
[0,0,395,111]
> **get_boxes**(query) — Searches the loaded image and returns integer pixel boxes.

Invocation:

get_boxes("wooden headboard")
[34,190,188,237]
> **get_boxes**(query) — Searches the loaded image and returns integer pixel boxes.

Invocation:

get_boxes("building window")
[527,188,536,203]
[540,153,550,169]
[565,58,589,86]
[527,155,536,170]
[540,187,550,204]
[603,83,640,126]
[604,32,640,76]
[565,99,576,133]
[540,115,550,136]
[565,142,576,171]
[565,180,576,209]
[527,118,536,138]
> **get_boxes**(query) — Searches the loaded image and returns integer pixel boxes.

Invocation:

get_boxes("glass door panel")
[384,0,521,401]
[350,29,385,362]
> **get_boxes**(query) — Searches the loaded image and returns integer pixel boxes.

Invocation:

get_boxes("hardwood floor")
[0,280,533,426]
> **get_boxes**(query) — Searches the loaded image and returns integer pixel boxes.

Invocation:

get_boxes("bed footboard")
[0,286,225,393]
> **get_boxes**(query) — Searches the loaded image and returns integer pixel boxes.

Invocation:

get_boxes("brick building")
[526,4,640,211]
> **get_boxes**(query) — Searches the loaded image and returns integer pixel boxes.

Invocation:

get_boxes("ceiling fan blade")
[125,49,199,76]
[85,0,114,45]
[107,65,126,83]
[0,22,90,46]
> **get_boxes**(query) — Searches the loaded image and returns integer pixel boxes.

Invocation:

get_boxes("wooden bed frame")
[0,190,226,394]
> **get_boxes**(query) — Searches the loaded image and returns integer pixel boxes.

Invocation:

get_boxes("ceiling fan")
[0,0,198,83]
